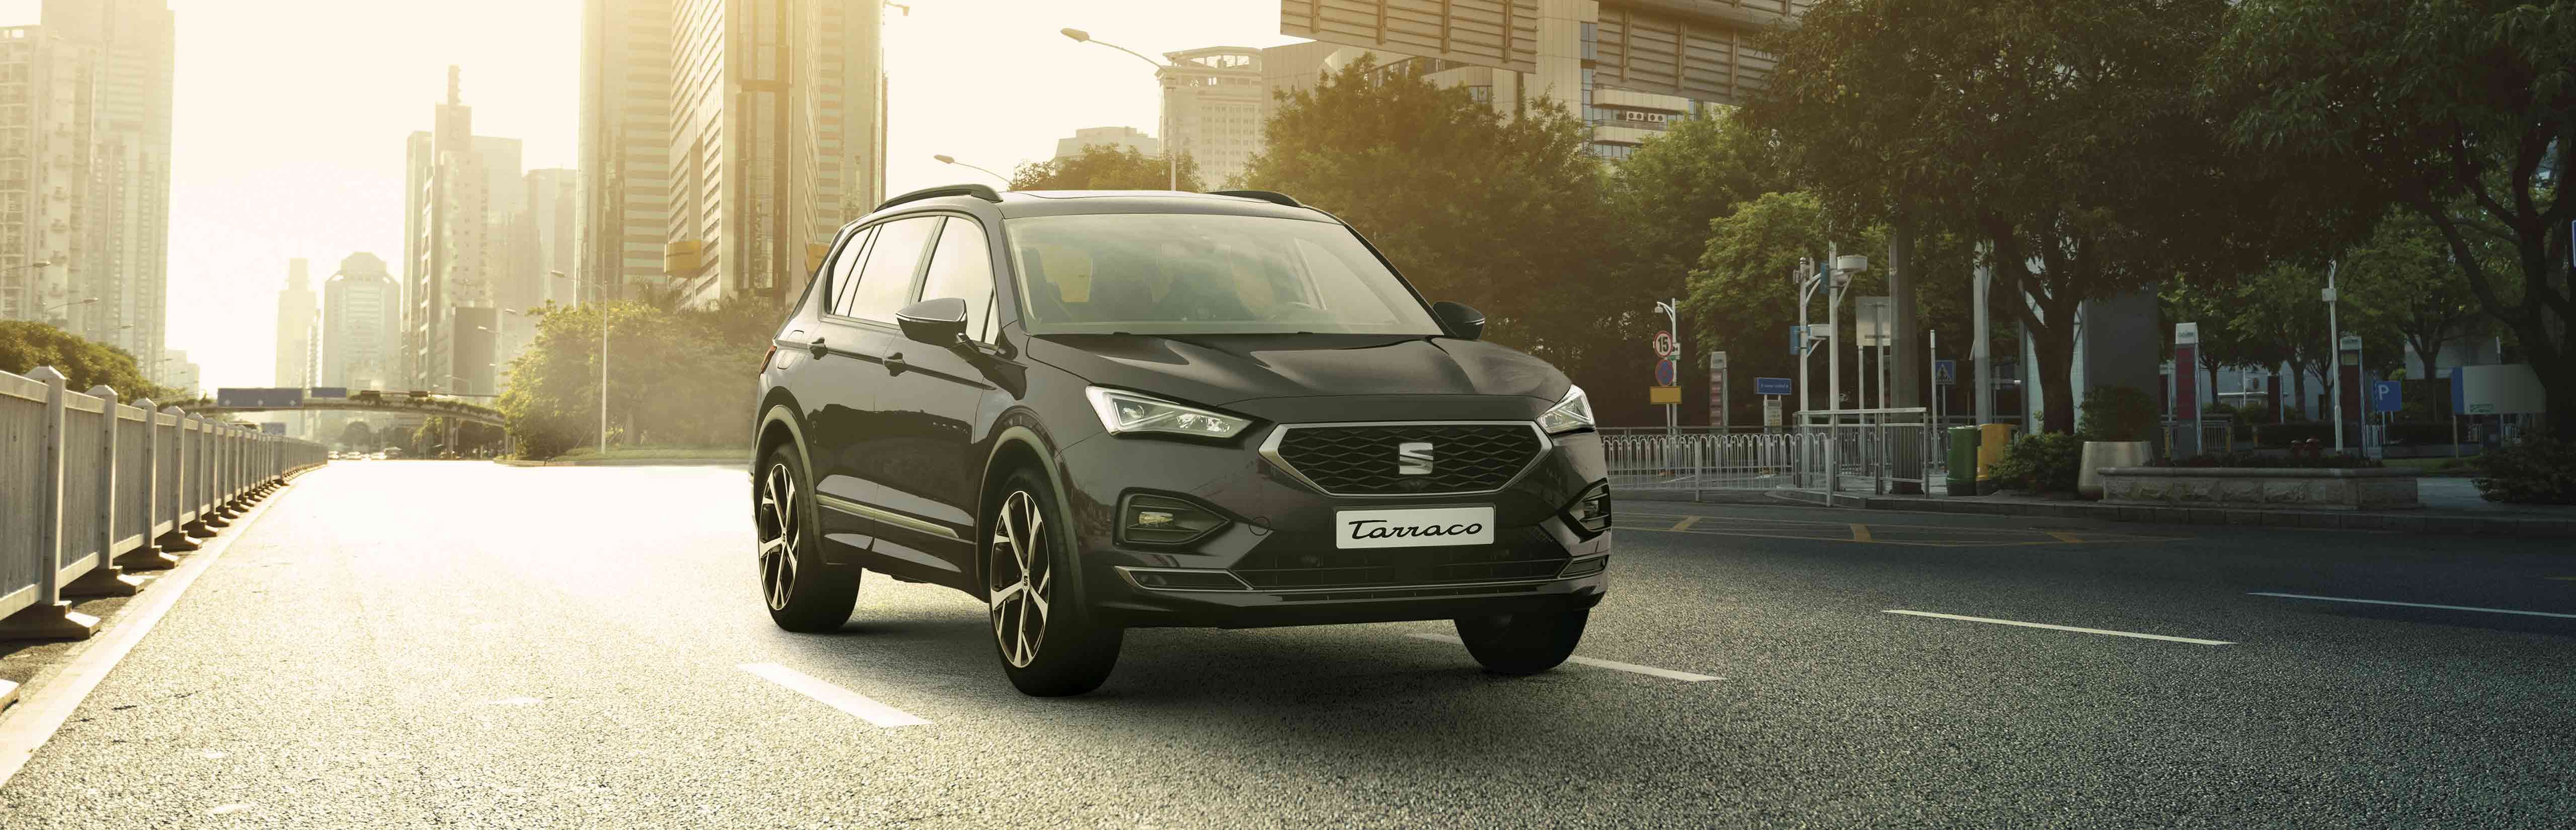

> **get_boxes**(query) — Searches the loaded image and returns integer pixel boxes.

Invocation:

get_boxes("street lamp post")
[2323,261,2343,452]
[934,154,1010,186]
[1062,27,1178,191]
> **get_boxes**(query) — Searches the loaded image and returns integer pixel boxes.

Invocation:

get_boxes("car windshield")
[1003,212,1444,336]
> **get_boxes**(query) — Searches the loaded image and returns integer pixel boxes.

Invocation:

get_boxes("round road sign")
[1655,359,1678,386]
[1652,330,1676,357]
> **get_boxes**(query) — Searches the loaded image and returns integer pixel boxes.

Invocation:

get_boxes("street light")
[1062,27,1178,191]
[44,296,99,314]
[934,154,1010,186]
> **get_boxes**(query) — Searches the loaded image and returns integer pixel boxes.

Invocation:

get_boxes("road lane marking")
[1669,516,1701,532]
[1882,610,2236,645]
[2247,593,2576,620]
[2545,577,2576,582]
[738,663,930,728]
[1406,634,1722,681]
[2047,531,2084,543]
[1849,524,1874,542]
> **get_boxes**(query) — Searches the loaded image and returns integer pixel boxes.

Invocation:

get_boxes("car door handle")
[808,337,830,358]
[883,352,910,375]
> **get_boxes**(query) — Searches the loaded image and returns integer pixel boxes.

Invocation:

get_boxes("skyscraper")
[580,0,886,308]
[322,253,400,393]
[274,259,317,439]
[404,67,521,398]
[40,0,174,362]
[1160,47,1265,187]
[497,168,578,382]
[0,25,88,327]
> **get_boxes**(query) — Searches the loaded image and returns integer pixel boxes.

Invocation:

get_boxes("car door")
[861,215,1003,583]
[807,214,939,552]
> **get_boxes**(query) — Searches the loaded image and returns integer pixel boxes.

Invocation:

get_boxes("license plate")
[1333,506,1495,549]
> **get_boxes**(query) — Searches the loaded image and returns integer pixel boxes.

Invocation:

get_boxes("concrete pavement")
[1,460,2570,828]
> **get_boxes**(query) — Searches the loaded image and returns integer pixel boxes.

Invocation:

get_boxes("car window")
[826,226,876,316]
[918,217,996,342]
[838,216,939,322]
[1003,213,1441,336]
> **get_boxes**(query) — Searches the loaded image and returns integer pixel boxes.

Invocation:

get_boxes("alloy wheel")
[757,462,800,611]
[989,489,1053,668]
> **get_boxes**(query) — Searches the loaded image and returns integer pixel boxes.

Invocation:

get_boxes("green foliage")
[1991,432,2087,493]
[2076,385,2158,442]
[1237,55,1624,413]
[0,321,180,400]
[337,420,377,450]
[494,298,781,459]
[2341,208,2490,379]
[2207,0,2576,435]
[1009,144,1203,192]
[2471,437,2576,505]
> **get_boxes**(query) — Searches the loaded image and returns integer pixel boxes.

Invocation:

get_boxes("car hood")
[1022,333,1567,408]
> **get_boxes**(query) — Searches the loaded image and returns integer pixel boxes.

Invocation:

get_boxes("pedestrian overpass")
[184,388,507,429]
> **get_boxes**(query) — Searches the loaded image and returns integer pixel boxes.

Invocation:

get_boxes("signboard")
[215,387,303,409]
[1652,330,1676,357]
[307,386,349,400]
[1648,386,1682,405]
[1709,351,1727,428]
[1934,360,1957,385]
[1855,297,1892,347]
[1754,377,1793,396]
[2453,363,2547,415]
[2175,321,2199,346]
[2171,324,2198,416]
[2339,334,2363,351]
[1654,359,1678,386]
[2370,380,2402,413]
[1762,397,1783,427]
[1789,325,1804,356]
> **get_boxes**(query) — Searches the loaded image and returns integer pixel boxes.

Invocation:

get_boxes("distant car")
[370,451,386,460]
[384,447,405,458]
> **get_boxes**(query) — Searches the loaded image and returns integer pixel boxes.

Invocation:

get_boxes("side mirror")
[1433,301,1485,341]
[896,297,970,348]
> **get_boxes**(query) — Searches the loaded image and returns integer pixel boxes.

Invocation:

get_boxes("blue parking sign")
[2370,380,2401,413]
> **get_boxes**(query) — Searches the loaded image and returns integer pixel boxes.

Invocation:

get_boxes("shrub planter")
[2097,467,2421,511]
[2076,441,2152,499]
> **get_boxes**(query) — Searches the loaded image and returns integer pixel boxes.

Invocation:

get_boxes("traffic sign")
[2371,380,2401,413]
[307,386,349,399]
[1754,377,1793,396]
[1762,397,1783,427]
[1789,325,1803,356]
[1934,360,1957,385]
[1655,359,1678,386]
[1648,386,1682,405]
[216,387,303,408]
[1652,330,1677,357]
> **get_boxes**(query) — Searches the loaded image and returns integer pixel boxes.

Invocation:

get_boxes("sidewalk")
[1753,476,2576,537]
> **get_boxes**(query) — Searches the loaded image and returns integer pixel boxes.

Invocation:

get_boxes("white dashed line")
[1883,610,2236,645]
[2248,593,2576,620]
[1406,634,1723,681]
[739,663,930,728]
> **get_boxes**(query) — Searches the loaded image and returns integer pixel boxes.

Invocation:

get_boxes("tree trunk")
[2205,363,2220,416]
[2030,324,2078,434]
[2291,366,2308,421]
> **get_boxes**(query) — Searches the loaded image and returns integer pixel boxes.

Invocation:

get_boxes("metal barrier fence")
[1602,408,1942,500]
[1,366,327,639]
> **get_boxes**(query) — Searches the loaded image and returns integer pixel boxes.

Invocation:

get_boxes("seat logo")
[1397,441,1434,476]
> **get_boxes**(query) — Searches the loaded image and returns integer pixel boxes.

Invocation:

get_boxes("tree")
[1010,144,1203,192]
[1237,55,1627,417]
[2207,0,2574,434]
[1743,0,2325,433]
[495,301,766,459]
[338,420,377,450]
[0,321,179,400]
[2341,209,2491,379]
[2232,263,2337,418]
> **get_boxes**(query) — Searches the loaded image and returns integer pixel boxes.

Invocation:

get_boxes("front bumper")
[1054,425,1611,630]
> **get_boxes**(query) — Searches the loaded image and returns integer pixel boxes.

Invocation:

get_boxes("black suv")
[752,186,1611,696]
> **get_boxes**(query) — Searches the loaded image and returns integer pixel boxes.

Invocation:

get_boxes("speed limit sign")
[1652,330,1676,357]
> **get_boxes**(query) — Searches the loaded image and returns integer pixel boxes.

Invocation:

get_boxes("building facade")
[1159,47,1266,187]
[1052,126,1161,161]
[159,348,196,398]
[273,258,317,438]
[40,0,174,362]
[0,26,88,327]
[404,67,520,399]
[582,0,886,309]
[322,253,400,393]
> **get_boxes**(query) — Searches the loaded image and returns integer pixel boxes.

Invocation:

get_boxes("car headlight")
[1538,384,1594,435]
[1086,387,1251,439]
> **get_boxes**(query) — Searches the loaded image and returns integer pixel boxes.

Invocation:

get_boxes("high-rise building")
[0,26,89,327]
[274,258,317,439]
[404,67,520,399]
[1052,126,1162,161]
[40,0,175,362]
[322,253,400,392]
[1159,47,1265,187]
[581,0,886,308]
[159,348,197,398]
[496,168,578,382]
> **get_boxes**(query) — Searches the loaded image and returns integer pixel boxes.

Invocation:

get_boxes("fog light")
[1566,480,1612,534]
[1121,494,1228,545]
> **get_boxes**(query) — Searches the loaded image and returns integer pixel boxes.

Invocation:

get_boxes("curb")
[1761,488,2576,538]
[496,457,746,467]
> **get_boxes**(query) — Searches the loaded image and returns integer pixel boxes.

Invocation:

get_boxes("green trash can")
[1946,426,1980,494]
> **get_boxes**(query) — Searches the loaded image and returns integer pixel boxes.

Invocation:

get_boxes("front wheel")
[1454,608,1589,675]
[988,468,1122,697]
[756,445,859,632]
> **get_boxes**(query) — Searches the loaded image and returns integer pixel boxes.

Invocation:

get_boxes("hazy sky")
[0,0,1304,389]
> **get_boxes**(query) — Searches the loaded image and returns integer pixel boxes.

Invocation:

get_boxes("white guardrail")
[1,366,326,640]
[1601,408,1947,500]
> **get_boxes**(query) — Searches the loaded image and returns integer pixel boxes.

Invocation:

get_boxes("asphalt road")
[3,460,2571,828]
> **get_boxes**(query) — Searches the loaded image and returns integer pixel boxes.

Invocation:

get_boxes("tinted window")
[1004,213,1441,336]
[826,226,875,315]
[918,217,996,342]
[839,216,939,322]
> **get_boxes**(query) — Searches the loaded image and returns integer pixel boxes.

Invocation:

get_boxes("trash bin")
[1974,424,2016,495]
[1946,426,1980,494]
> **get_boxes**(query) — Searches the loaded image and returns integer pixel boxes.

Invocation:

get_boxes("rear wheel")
[756,445,858,632]
[1454,608,1589,675]
[988,467,1122,697]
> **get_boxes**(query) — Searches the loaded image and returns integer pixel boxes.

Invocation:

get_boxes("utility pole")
[2324,261,2343,452]
[1972,247,1993,426]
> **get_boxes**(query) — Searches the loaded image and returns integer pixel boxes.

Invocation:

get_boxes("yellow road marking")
[1850,524,1874,542]
[2047,531,2084,543]
[2547,576,2576,582]
[1670,516,1701,532]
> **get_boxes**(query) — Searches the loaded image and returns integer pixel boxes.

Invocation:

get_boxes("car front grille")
[1230,527,1570,591]
[1265,422,1545,496]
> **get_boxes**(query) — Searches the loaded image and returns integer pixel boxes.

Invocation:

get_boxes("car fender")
[979,420,1082,604]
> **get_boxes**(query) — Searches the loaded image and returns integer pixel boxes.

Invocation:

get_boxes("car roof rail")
[875,183,1004,212]
[1208,189,1302,207]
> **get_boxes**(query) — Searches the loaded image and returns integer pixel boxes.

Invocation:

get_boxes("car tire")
[987,467,1123,697]
[756,444,859,632]
[1454,608,1589,676]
